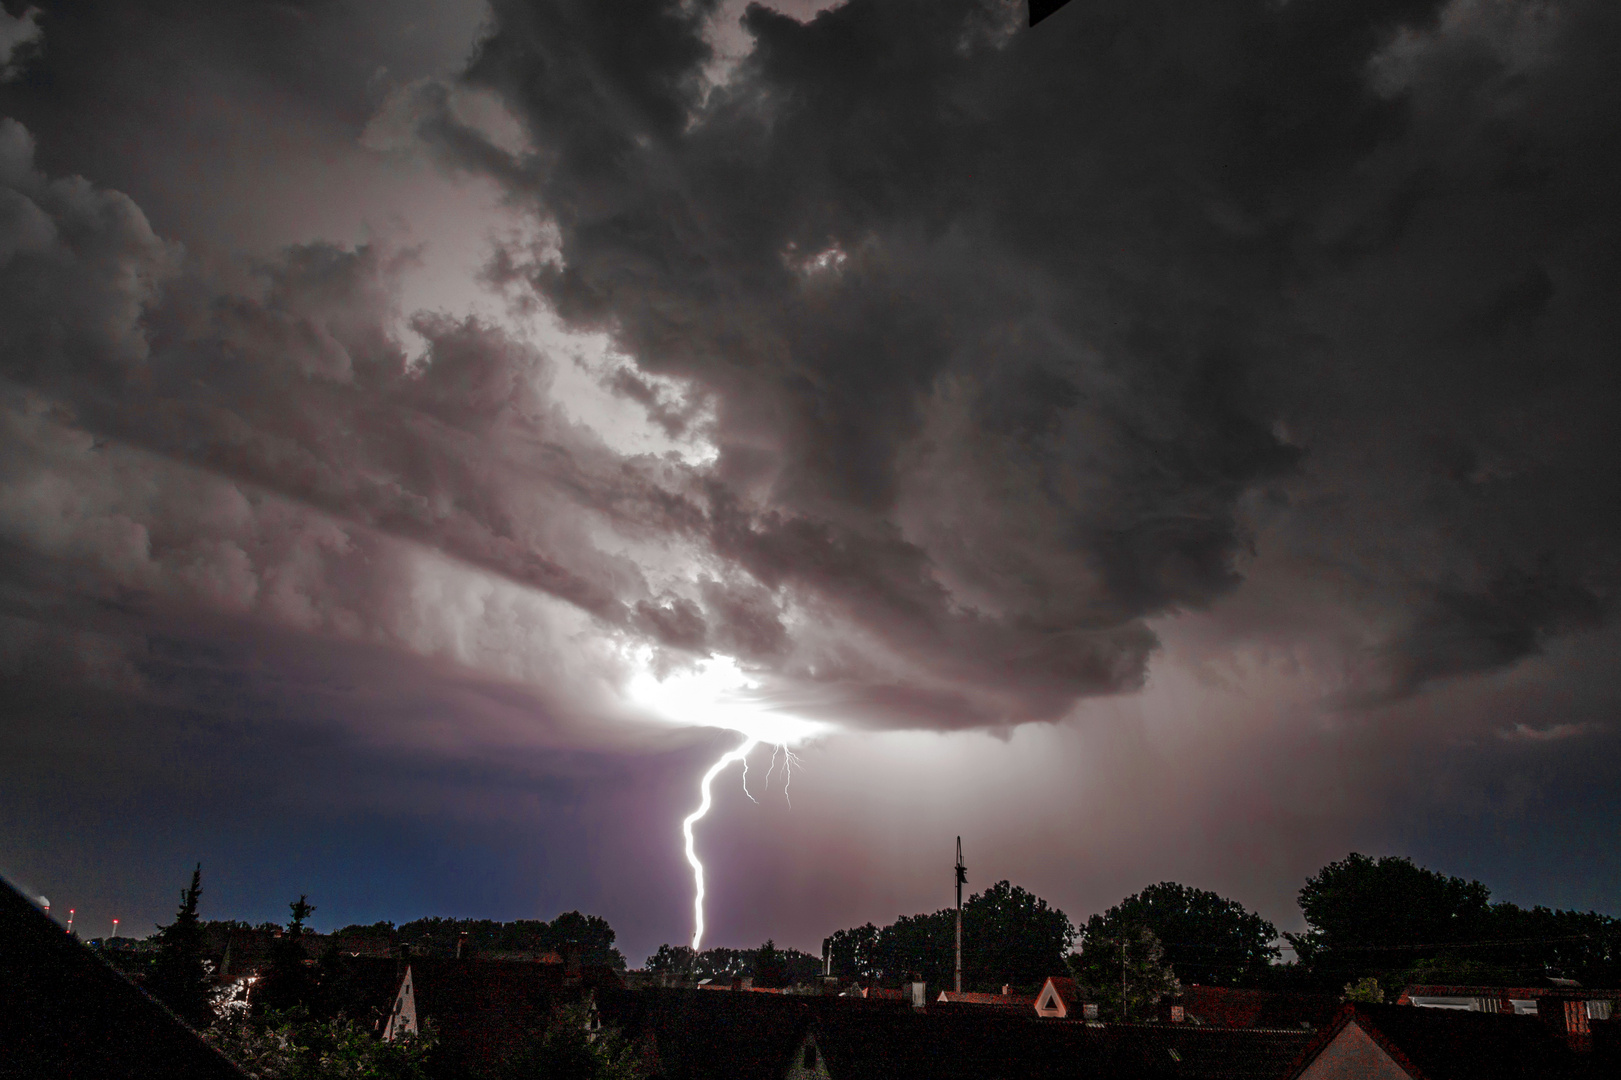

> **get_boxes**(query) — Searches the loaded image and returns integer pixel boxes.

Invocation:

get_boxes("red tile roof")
[936,991,1036,1008]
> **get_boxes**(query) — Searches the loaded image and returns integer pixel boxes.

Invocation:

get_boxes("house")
[1034,975,1095,1019]
[812,1002,1314,1080]
[0,875,249,1079]
[315,954,407,1034]
[602,987,831,1080]
[379,955,624,1072]
[1396,983,1619,1050]
[1282,1002,1587,1080]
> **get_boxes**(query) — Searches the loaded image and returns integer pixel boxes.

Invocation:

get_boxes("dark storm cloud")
[0,109,753,738]
[7,0,1621,740]
[415,0,1621,723]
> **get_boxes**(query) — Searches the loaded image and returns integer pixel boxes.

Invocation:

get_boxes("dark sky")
[2,0,1619,967]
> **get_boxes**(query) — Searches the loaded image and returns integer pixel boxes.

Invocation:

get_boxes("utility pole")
[954,836,966,994]
[1121,936,1128,1021]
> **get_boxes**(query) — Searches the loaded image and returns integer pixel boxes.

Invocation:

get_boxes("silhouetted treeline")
[325,911,627,970]
[825,880,1076,993]
[643,939,821,987]
[816,856,1621,997]
[1282,853,1621,990]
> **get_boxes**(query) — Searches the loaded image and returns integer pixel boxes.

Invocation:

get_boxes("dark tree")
[392,910,627,970]
[1288,854,1491,981]
[963,881,1076,990]
[491,1000,653,1080]
[1084,882,1279,987]
[826,923,881,979]
[753,940,789,988]
[548,910,628,970]
[1477,903,1621,986]
[253,895,317,1015]
[1070,925,1180,1021]
[824,881,1074,992]
[644,944,695,980]
[148,864,214,1028]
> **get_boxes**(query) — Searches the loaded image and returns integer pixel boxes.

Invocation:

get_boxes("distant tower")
[954,836,967,994]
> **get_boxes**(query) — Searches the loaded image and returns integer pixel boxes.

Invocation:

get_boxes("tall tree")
[148,864,213,1028]
[253,895,317,1016]
[823,881,1074,991]
[1084,882,1279,987]
[826,923,882,979]
[547,910,628,971]
[1070,925,1180,1021]
[753,940,789,989]
[1289,854,1492,981]
[963,881,1076,990]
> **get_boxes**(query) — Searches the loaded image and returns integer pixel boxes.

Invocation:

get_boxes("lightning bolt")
[782,746,803,809]
[682,735,759,951]
[759,743,802,808]
[741,744,758,804]
[762,743,780,793]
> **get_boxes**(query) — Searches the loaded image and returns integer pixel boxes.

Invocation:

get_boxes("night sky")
[2,0,1619,968]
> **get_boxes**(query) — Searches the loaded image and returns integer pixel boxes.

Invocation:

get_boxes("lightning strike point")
[682,735,759,951]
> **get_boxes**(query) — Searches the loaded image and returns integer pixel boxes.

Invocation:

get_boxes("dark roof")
[811,1003,1313,1080]
[600,987,814,1080]
[1181,986,1340,1030]
[0,875,248,1080]
[398,957,620,1070]
[318,955,408,1033]
[1283,1003,1586,1080]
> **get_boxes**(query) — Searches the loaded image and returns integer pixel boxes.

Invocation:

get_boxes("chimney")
[909,973,927,1010]
[1002,984,1010,997]
[822,937,832,978]
[456,931,469,960]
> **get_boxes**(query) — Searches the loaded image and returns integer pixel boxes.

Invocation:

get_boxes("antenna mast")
[954,836,966,993]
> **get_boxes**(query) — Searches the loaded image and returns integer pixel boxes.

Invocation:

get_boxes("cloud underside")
[3,0,1621,742]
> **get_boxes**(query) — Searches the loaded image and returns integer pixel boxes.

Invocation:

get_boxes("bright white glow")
[625,653,827,746]
[682,736,758,950]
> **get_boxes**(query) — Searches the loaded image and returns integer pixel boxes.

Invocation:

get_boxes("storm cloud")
[411,0,1621,717]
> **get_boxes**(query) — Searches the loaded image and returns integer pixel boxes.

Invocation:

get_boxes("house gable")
[783,1029,832,1080]
[1295,1022,1414,1080]
[383,964,418,1041]
[1035,976,1075,1019]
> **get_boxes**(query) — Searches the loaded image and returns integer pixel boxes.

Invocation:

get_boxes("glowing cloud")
[625,652,828,747]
